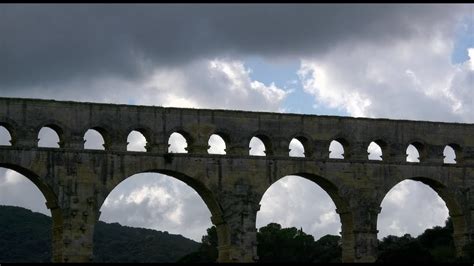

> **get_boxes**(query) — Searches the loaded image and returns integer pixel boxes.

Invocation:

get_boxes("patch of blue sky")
[451,14,474,64]
[244,55,347,117]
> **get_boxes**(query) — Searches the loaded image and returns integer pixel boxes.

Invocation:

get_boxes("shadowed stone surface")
[0,97,473,262]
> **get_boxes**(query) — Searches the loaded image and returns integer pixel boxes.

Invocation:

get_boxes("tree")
[377,234,433,263]
[178,217,468,263]
[179,223,342,263]
[257,223,318,262]
[177,226,218,263]
[312,235,342,263]
[417,217,456,262]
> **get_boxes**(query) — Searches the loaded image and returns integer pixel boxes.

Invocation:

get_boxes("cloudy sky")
[0,4,473,242]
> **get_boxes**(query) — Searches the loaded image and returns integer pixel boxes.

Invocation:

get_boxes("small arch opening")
[208,134,226,155]
[249,136,267,156]
[368,141,383,161]
[84,129,106,150]
[289,138,305,157]
[0,126,12,146]
[329,140,344,159]
[406,143,422,163]
[38,127,61,148]
[168,132,188,153]
[127,131,147,152]
[443,145,457,164]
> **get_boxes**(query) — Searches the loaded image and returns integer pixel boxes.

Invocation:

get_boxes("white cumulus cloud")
[298,38,473,123]
[297,24,471,238]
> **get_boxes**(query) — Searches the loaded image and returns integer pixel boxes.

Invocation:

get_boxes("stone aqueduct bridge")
[1,97,474,263]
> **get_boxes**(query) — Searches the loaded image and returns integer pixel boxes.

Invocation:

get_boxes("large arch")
[95,169,224,262]
[256,173,352,262]
[377,176,467,259]
[101,169,223,225]
[0,164,63,262]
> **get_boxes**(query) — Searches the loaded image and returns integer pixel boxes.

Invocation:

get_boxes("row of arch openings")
[0,126,460,164]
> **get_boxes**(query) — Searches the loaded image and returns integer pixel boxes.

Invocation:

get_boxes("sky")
[0,4,473,242]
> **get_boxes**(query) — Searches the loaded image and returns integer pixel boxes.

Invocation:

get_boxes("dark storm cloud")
[0,4,465,89]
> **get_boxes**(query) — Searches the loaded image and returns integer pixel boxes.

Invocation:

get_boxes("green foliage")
[179,222,342,263]
[377,234,434,263]
[417,217,456,262]
[180,217,468,263]
[93,221,200,262]
[257,223,341,263]
[377,217,458,263]
[0,205,200,263]
[177,226,218,263]
[312,235,342,263]
[258,223,327,263]
[0,205,52,262]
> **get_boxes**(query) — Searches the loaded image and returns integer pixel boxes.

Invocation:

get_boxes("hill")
[0,205,200,263]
